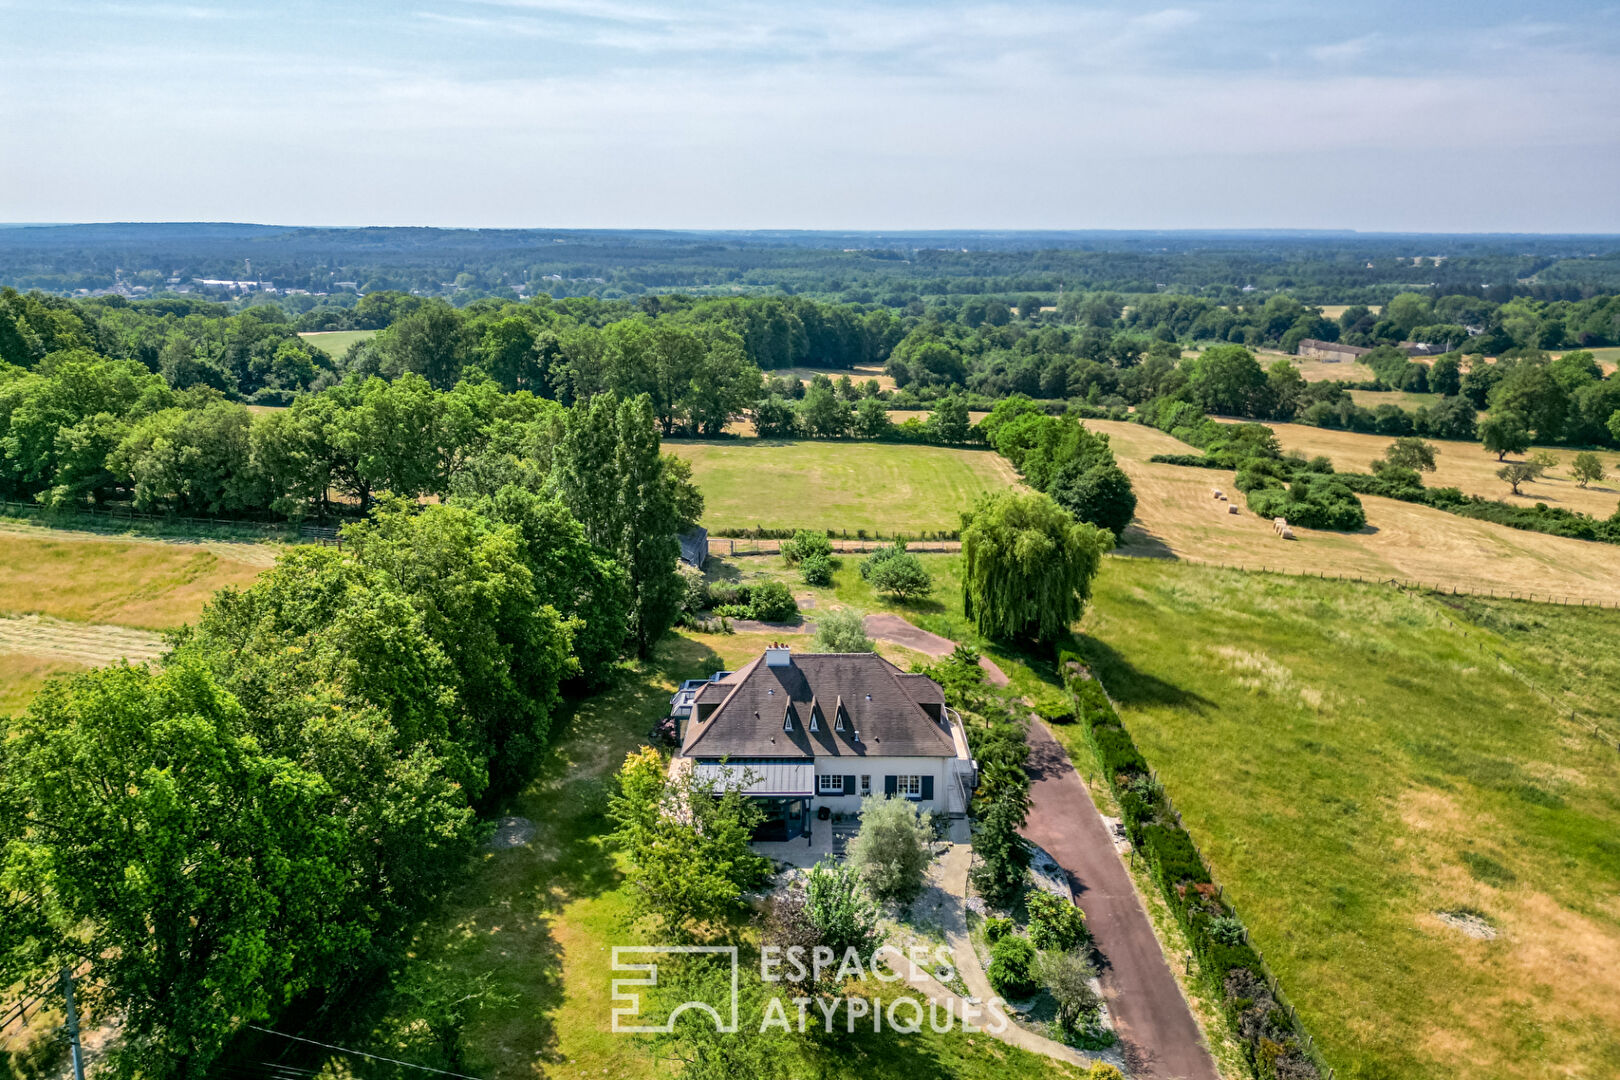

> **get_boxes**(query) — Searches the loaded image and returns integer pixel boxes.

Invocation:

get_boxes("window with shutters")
[896,775,922,798]
[860,775,871,796]
[817,773,844,795]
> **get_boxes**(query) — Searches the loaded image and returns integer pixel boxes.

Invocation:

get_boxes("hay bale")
[1212,489,1224,500]
[1280,526,1295,540]
[1228,504,1239,515]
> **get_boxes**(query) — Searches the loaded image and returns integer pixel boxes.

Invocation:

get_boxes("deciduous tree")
[961,491,1108,643]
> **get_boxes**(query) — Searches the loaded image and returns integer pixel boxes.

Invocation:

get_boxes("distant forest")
[5,223,1620,303]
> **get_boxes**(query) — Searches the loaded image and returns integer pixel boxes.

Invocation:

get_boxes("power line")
[244,1026,484,1080]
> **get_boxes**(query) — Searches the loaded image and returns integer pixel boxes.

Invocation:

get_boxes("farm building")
[1297,339,1370,361]
[1400,341,1450,357]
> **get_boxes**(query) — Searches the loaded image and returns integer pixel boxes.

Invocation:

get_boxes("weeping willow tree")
[961,490,1109,643]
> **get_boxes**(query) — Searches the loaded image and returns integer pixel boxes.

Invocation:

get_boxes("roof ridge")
[870,652,955,754]
[683,655,761,755]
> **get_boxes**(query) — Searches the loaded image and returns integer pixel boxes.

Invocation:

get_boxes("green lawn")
[297,329,377,358]
[1056,559,1620,1080]
[1346,388,1449,412]
[311,627,1081,1080]
[664,439,1020,536]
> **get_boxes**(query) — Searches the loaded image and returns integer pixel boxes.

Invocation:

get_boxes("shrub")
[1245,475,1366,531]
[986,935,1039,999]
[970,792,1031,906]
[1041,949,1102,1036]
[1027,890,1088,952]
[848,795,933,902]
[781,529,833,565]
[1090,725,1147,778]
[803,860,883,963]
[983,915,1015,944]
[1206,914,1247,947]
[814,608,872,652]
[747,581,797,622]
[860,541,933,600]
[681,573,712,613]
[708,581,748,608]
[1086,1065,1125,1080]
[798,552,834,586]
[1141,824,1209,890]
[1031,686,1076,724]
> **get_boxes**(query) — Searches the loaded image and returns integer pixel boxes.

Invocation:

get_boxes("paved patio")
[751,816,856,868]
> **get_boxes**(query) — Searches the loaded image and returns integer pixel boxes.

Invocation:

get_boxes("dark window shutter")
[844,775,856,795]
[921,775,934,801]
[884,775,898,796]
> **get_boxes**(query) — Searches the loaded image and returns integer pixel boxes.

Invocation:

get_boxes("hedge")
[1157,450,1620,547]
[1061,658,1324,1080]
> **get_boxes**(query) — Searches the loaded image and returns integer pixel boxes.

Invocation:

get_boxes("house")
[1297,339,1371,362]
[677,643,976,841]
[668,670,733,721]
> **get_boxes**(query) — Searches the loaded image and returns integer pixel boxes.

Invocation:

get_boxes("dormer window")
[808,699,825,733]
[834,695,850,733]
[783,702,799,732]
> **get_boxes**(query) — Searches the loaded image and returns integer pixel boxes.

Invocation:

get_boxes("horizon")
[5,222,1620,240]
[5,1,1619,232]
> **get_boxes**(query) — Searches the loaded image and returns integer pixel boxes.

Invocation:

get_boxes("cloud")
[2,0,1619,229]
[1308,34,1378,64]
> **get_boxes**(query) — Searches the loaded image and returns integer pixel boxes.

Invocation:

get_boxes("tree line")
[0,392,692,1077]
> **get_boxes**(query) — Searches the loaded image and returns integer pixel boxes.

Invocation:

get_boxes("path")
[1024,720,1219,1080]
[905,843,1097,1073]
[0,615,167,665]
[861,615,1009,685]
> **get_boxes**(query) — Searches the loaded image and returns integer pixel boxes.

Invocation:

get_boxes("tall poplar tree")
[553,392,683,658]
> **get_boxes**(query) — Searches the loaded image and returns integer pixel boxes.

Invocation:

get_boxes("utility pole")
[60,967,85,1080]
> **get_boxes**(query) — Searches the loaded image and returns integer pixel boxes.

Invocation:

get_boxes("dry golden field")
[1087,419,1620,603]
[1314,303,1381,320]
[774,364,895,389]
[1256,349,1376,383]
[0,523,270,714]
[1257,422,1620,519]
[1346,388,1452,412]
[0,524,269,630]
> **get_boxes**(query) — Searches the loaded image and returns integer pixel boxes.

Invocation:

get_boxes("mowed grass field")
[298,329,376,357]
[0,524,268,630]
[1256,422,1620,520]
[1089,419,1620,603]
[1346,388,1452,412]
[664,438,1020,534]
[1064,559,1620,1080]
[1261,350,1376,383]
[0,653,88,715]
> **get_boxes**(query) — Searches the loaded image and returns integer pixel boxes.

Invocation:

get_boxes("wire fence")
[1111,551,1620,611]
[711,537,963,557]
[0,498,308,541]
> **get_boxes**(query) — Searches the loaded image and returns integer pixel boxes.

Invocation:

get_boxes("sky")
[3,0,1619,232]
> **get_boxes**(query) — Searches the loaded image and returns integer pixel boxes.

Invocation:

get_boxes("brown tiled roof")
[681,651,956,760]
